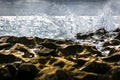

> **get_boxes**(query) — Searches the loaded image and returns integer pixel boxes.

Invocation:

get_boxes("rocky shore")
[0,28,120,80]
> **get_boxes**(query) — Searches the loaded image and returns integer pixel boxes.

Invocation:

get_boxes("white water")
[0,0,119,39]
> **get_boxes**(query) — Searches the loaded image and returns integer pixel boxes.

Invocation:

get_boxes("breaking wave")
[0,0,119,39]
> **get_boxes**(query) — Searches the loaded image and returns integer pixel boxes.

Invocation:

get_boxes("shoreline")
[0,28,120,80]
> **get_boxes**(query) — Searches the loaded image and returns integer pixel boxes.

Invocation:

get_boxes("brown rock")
[15,64,39,80]
[36,47,57,56]
[6,36,36,47]
[11,43,34,58]
[0,43,12,50]
[103,39,120,47]
[0,54,22,64]
[82,61,111,75]
[0,67,12,80]
[102,54,120,62]
[108,67,120,80]
[40,42,58,50]
[59,45,83,56]
[76,32,94,40]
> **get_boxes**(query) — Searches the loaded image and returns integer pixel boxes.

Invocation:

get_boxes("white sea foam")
[0,0,119,39]
[0,15,119,39]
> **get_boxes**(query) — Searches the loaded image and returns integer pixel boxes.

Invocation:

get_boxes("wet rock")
[115,32,120,40]
[11,43,34,58]
[82,61,111,75]
[94,28,108,35]
[102,54,120,62]
[6,36,36,47]
[36,47,57,56]
[0,54,21,64]
[103,39,120,47]
[76,32,94,40]
[34,37,45,44]
[5,64,17,78]
[60,45,83,56]
[39,56,51,64]
[108,67,120,80]
[113,28,120,32]
[15,64,39,80]
[82,44,102,57]
[0,43,12,50]
[40,42,58,50]
[54,70,74,80]
[0,67,12,80]
[37,67,74,80]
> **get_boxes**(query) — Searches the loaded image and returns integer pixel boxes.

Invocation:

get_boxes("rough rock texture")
[0,28,120,80]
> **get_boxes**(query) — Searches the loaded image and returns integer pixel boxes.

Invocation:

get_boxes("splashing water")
[0,0,119,40]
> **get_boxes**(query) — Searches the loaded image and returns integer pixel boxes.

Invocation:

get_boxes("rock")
[81,44,102,57]
[82,61,111,75]
[39,56,51,64]
[94,28,108,35]
[0,54,21,64]
[108,67,120,80]
[15,64,39,80]
[0,43,12,50]
[36,67,74,80]
[40,42,58,50]
[5,64,17,78]
[113,28,120,32]
[103,39,120,47]
[11,43,34,58]
[36,47,57,56]
[115,32,120,40]
[59,45,83,56]
[76,32,94,40]
[6,36,36,47]
[53,70,74,80]
[0,67,12,80]
[102,54,120,62]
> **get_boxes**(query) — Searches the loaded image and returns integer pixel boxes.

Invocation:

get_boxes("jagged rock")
[76,32,94,40]
[115,32,120,40]
[0,36,11,43]
[36,47,57,56]
[94,28,108,35]
[39,56,51,64]
[15,64,39,80]
[40,42,58,50]
[0,54,21,64]
[59,45,83,56]
[6,36,36,47]
[82,61,111,75]
[5,64,17,78]
[82,74,109,80]
[113,28,120,32]
[81,44,102,57]
[0,67,12,80]
[108,67,120,80]
[11,43,34,58]
[53,70,74,80]
[36,66,74,80]
[0,43,12,50]
[103,39,120,47]
[102,54,120,62]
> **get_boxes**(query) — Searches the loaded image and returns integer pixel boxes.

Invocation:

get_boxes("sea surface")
[0,0,120,39]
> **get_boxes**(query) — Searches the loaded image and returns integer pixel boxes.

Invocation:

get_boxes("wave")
[0,15,119,39]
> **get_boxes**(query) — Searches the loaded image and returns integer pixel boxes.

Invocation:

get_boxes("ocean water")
[0,0,120,39]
